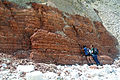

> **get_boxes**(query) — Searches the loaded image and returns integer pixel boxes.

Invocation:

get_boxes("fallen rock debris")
[0,53,120,80]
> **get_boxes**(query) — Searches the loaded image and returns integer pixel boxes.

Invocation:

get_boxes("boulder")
[26,71,44,80]
[30,29,83,64]
[99,55,114,65]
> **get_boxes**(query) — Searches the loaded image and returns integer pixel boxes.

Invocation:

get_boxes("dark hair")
[83,45,86,48]
[91,45,94,47]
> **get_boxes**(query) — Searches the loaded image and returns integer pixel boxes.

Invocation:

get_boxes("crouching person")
[83,45,93,66]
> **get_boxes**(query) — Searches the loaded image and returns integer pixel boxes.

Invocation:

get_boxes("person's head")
[90,45,94,48]
[83,45,86,48]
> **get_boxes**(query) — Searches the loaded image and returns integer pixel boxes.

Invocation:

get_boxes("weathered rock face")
[30,29,82,64]
[29,3,118,64]
[0,0,118,64]
[0,0,30,53]
[7,0,120,46]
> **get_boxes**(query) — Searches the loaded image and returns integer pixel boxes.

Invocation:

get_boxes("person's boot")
[90,63,93,65]
[87,63,91,66]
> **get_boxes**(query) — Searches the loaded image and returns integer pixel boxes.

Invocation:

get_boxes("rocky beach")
[0,53,120,80]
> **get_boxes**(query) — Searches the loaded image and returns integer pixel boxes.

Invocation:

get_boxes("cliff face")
[89,0,120,46]
[0,1,31,53]
[46,0,120,45]
[7,0,120,46]
[0,0,118,64]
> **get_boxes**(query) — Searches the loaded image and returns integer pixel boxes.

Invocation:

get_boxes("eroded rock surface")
[0,0,118,64]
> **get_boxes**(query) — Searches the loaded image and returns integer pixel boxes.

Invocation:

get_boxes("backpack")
[87,48,91,55]
[93,48,98,55]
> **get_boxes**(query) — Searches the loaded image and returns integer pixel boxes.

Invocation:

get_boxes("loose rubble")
[0,53,120,80]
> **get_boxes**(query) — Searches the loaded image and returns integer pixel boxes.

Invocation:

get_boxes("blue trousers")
[92,54,100,65]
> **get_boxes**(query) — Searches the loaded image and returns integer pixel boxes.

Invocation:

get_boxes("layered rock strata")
[0,0,118,64]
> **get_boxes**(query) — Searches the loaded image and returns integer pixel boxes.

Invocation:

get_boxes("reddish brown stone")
[30,29,79,54]
[0,1,118,64]
[99,55,114,64]
[0,1,30,53]
[89,65,98,69]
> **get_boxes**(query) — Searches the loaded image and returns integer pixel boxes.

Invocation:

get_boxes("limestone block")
[26,71,44,80]
[17,65,34,72]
